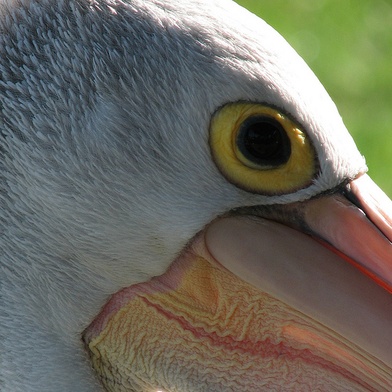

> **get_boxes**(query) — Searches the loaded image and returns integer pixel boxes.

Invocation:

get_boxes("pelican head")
[1,0,392,391]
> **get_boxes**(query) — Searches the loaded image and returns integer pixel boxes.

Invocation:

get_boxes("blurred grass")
[235,0,392,196]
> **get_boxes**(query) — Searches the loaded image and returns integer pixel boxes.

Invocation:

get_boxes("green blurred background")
[235,0,392,196]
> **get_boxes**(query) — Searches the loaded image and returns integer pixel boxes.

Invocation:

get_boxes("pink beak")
[206,173,392,366]
[85,173,392,390]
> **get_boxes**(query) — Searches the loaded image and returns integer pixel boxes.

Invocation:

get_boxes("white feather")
[0,0,366,390]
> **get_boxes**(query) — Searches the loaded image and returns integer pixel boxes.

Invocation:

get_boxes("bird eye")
[236,115,291,168]
[209,102,317,195]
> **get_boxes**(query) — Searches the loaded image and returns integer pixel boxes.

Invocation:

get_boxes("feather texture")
[0,1,367,390]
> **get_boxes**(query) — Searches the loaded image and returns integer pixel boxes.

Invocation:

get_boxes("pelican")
[1,0,392,391]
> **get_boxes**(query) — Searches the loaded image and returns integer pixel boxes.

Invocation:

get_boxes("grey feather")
[0,0,366,390]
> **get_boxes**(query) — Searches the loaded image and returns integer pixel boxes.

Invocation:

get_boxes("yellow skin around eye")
[209,103,317,195]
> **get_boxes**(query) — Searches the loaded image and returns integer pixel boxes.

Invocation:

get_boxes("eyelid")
[209,102,318,195]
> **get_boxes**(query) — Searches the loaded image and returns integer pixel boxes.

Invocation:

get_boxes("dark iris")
[237,115,291,167]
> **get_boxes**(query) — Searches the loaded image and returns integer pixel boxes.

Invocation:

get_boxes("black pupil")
[237,116,291,167]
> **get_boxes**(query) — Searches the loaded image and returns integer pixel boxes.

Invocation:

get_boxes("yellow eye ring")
[209,102,317,195]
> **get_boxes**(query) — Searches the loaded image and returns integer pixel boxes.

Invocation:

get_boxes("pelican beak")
[303,174,392,292]
[84,174,392,391]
